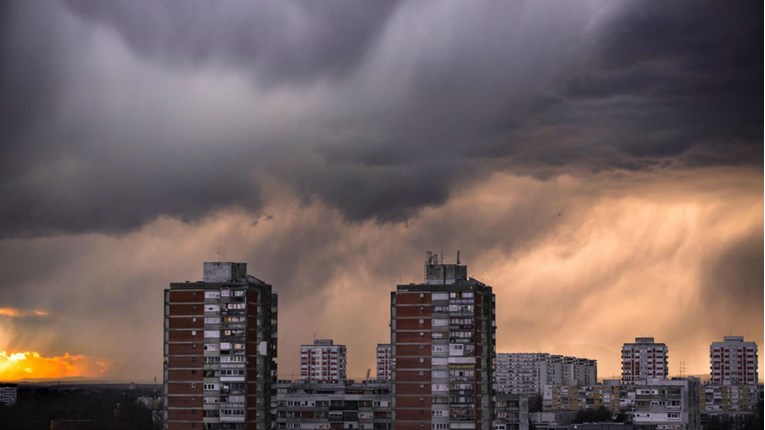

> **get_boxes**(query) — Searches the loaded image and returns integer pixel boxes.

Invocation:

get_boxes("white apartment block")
[621,337,668,384]
[710,336,758,386]
[495,353,597,395]
[377,343,392,381]
[300,339,347,382]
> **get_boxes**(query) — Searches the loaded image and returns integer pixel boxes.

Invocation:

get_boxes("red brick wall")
[168,343,201,355]
[395,383,431,396]
[395,395,431,407]
[168,317,203,329]
[166,395,203,408]
[395,306,433,317]
[167,369,202,381]
[396,422,432,430]
[166,408,202,421]
[168,330,203,342]
[396,345,430,356]
[167,382,203,395]
[396,357,431,369]
[168,290,203,302]
[394,331,431,343]
[168,304,203,315]
[167,356,202,368]
[396,370,431,381]
[395,292,431,304]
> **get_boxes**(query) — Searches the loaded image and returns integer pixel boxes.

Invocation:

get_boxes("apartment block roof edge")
[168,261,271,288]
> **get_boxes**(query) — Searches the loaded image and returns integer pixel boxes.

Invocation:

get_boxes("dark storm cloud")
[0,0,761,238]
[63,0,399,86]
[556,0,762,163]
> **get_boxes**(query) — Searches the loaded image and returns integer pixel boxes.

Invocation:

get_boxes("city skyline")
[0,0,762,387]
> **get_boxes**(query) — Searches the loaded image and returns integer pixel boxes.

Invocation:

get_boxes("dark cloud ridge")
[0,0,761,238]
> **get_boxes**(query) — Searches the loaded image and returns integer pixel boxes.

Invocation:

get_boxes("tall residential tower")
[391,252,496,430]
[710,335,758,385]
[621,337,668,384]
[377,343,393,381]
[300,339,347,383]
[164,262,278,430]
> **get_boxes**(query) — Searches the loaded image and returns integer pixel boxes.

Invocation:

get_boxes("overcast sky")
[0,0,761,382]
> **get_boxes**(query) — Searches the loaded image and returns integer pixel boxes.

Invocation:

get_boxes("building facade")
[543,378,701,430]
[495,353,597,396]
[493,394,529,430]
[699,383,763,416]
[391,252,496,430]
[274,380,392,430]
[377,344,393,381]
[709,336,758,386]
[0,383,17,406]
[621,337,668,384]
[164,262,278,430]
[300,339,347,383]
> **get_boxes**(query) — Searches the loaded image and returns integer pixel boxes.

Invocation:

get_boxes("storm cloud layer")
[1,0,761,235]
[0,1,761,381]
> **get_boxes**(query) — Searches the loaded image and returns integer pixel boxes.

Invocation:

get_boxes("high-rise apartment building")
[300,339,347,382]
[495,353,597,395]
[378,344,393,381]
[621,337,668,384]
[164,262,278,430]
[710,336,758,385]
[391,252,496,430]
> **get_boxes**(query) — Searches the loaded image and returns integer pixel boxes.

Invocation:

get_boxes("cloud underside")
[0,169,761,380]
[0,0,761,237]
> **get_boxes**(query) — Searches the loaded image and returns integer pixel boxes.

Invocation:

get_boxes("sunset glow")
[0,308,49,318]
[0,351,110,381]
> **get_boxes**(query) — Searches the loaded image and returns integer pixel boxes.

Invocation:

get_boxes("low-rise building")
[543,378,701,430]
[699,383,763,416]
[274,380,391,430]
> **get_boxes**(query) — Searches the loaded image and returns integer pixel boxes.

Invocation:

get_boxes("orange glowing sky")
[0,351,109,381]
[0,167,760,382]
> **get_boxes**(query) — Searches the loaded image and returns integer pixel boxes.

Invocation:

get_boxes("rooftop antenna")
[679,361,686,378]
[440,250,443,264]
[457,250,461,265]
[217,235,222,260]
